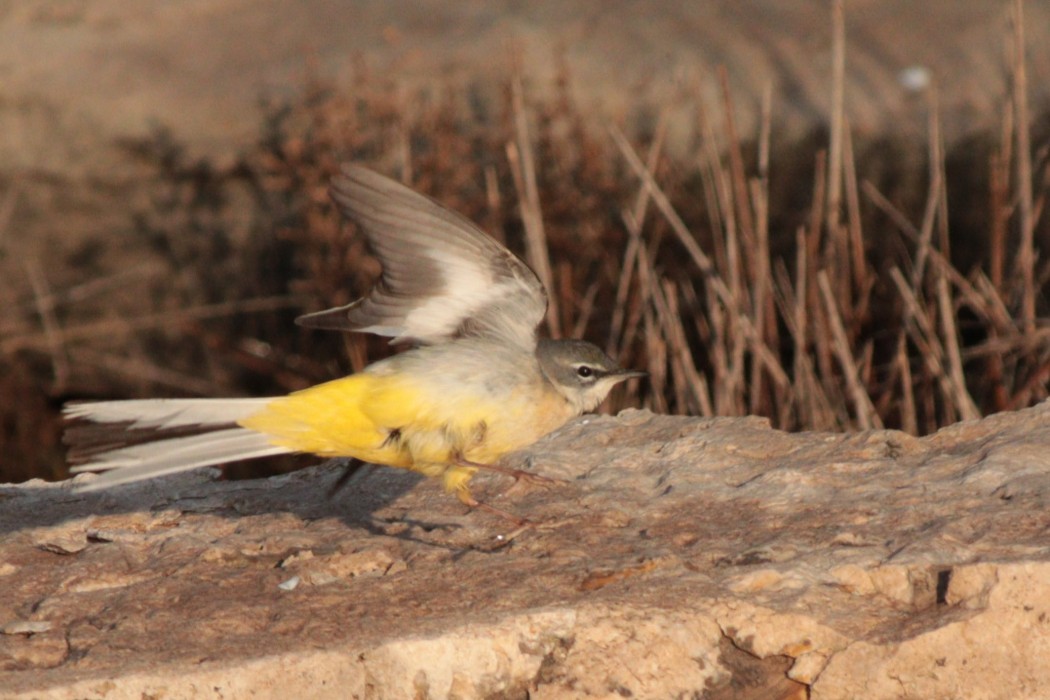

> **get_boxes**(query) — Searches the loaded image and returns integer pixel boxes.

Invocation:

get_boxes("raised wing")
[296,164,547,350]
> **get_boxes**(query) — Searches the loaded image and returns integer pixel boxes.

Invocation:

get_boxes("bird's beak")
[615,369,648,380]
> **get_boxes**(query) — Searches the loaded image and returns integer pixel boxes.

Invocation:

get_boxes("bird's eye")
[576,366,594,378]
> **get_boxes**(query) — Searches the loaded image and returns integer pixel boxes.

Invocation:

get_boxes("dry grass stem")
[3,296,304,354]
[24,259,71,390]
[826,0,846,236]
[508,73,559,338]
[896,337,918,435]
[71,348,219,396]
[818,271,882,429]
[936,274,980,420]
[1012,0,1035,331]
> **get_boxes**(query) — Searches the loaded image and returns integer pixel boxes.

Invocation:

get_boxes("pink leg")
[454,457,566,488]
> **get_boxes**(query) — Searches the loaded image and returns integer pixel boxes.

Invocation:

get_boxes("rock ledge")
[2,404,1049,699]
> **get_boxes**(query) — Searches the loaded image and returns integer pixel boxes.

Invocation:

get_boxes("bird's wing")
[296,164,547,350]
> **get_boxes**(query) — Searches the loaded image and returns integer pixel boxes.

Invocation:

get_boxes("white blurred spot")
[277,575,300,591]
[1,620,53,635]
[898,65,931,92]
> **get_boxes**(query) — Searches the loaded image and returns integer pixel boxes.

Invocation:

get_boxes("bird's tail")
[64,398,291,492]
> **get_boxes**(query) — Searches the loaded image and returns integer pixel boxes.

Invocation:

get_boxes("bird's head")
[536,339,646,413]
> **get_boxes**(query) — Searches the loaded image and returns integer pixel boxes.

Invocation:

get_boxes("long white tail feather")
[70,428,292,492]
[63,398,273,430]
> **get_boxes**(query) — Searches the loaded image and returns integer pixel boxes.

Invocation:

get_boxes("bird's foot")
[455,457,568,492]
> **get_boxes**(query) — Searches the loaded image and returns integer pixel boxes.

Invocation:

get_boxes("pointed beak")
[614,369,647,381]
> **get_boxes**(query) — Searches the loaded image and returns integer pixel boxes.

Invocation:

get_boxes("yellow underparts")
[237,373,566,502]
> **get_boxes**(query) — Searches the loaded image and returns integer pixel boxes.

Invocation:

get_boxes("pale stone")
[789,650,830,685]
[31,525,87,555]
[0,621,53,636]
[813,562,1050,699]
[944,563,998,608]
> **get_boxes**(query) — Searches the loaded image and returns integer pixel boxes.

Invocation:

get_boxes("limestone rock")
[1,403,1049,698]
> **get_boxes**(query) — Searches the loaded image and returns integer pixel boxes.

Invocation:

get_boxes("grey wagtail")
[64,164,644,517]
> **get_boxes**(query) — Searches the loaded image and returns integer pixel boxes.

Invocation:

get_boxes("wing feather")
[296,165,547,349]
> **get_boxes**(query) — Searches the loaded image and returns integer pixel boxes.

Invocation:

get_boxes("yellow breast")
[237,367,578,482]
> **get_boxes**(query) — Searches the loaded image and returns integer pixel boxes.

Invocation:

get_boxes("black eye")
[576,366,594,378]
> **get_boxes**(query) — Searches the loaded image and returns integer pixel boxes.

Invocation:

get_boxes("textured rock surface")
[2,402,1049,699]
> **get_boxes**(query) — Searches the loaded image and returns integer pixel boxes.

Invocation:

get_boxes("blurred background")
[2,0,1048,483]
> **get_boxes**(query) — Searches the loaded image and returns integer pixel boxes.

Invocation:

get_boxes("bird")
[64,164,644,519]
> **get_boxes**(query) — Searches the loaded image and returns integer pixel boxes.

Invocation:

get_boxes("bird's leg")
[326,457,369,499]
[453,456,566,488]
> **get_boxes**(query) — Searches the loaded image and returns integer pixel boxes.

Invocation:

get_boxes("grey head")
[536,338,646,413]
